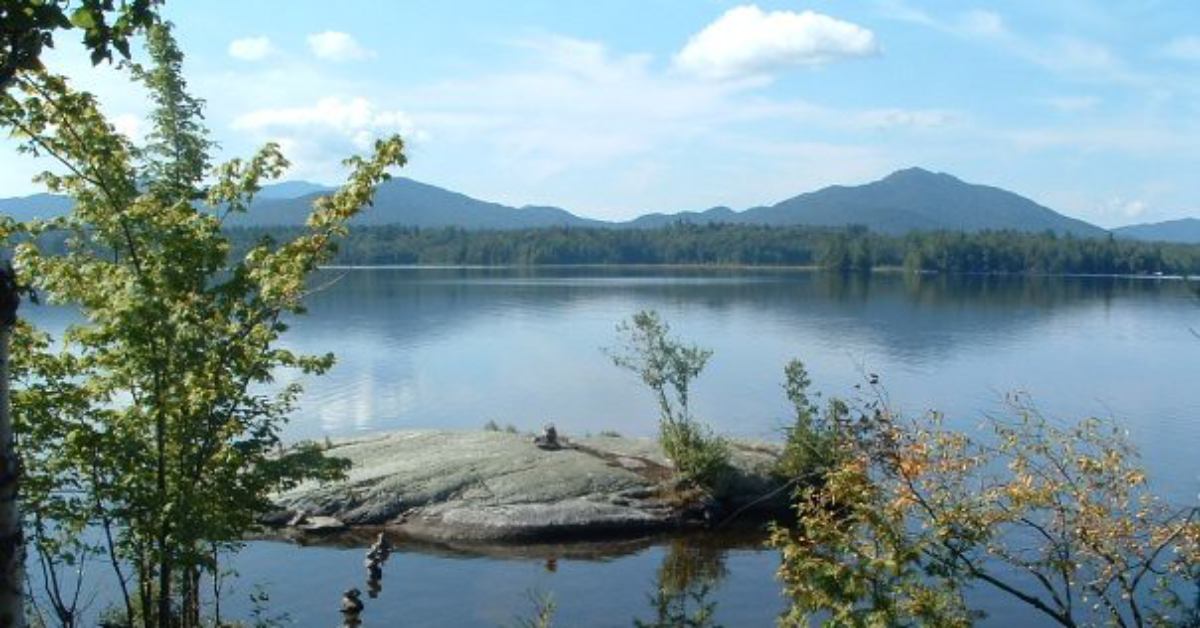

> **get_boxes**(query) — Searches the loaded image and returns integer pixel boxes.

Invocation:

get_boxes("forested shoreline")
[212,223,1200,275]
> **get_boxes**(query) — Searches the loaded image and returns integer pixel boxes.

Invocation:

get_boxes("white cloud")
[228,36,274,61]
[371,35,972,215]
[307,31,373,61]
[511,36,655,83]
[953,10,1121,77]
[396,37,736,186]
[189,32,1188,223]
[873,0,937,28]
[856,108,962,130]
[1104,197,1148,219]
[111,114,143,140]
[234,96,418,143]
[1162,36,1200,62]
[232,97,419,178]
[880,4,1137,84]
[675,5,879,80]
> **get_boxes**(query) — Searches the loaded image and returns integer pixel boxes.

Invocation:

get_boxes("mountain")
[254,180,331,200]
[1112,218,1200,244]
[737,167,1107,236]
[625,206,739,229]
[224,177,606,229]
[0,193,74,222]
[0,181,324,223]
[0,168,1109,237]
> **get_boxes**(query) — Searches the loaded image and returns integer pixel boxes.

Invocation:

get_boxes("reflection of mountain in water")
[294,268,1167,364]
[271,269,1199,447]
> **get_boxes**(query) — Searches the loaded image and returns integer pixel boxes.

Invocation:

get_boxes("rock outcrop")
[269,430,784,542]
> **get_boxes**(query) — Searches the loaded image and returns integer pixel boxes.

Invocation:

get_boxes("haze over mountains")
[2,167,1196,242]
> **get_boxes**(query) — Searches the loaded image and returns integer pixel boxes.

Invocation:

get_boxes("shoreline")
[316,263,1192,280]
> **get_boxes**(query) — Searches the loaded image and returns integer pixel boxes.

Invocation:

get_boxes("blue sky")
[3,0,1199,227]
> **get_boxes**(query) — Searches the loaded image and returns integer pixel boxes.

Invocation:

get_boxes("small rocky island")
[266,429,786,542]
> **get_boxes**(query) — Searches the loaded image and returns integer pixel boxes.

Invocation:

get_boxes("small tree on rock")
[609,310,729,492]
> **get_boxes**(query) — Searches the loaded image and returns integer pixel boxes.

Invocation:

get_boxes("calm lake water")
[26,268,1200,625]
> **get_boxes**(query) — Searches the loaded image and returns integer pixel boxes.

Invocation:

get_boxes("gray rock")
[258,509,295,527]
[615,456,647,470]
[274,430,781,542]
[300,515,347,533]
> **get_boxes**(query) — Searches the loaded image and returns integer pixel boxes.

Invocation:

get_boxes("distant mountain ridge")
[0,193,74,223]
[253,180,331,200]
[2,168,1182,238]
[743,168,1106,237]
[1113,218,1200,244]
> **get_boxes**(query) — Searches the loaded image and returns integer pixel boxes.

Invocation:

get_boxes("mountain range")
[1,167,1196,242]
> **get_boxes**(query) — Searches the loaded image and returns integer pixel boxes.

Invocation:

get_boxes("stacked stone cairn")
[340,533,395,624]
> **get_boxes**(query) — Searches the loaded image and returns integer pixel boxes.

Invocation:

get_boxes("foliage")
[770,392,1200,627]
[1,22,405,628]
[210,224,1200,276]
[775,359,843,488]
[0,0,161,91]
[510,590,556,628]
[609,310,730,491]
[635,538,726,628]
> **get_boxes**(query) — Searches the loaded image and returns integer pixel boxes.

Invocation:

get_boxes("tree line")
[215,224,1200,275]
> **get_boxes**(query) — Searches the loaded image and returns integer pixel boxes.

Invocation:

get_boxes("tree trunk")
[0,276,26,627]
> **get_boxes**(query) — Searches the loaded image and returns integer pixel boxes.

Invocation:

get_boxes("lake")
[25,268,1200,625]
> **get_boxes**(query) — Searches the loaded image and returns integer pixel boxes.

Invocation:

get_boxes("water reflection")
[23,268,1199,499]
[634,537,729,627]
[251,527,768,627]
[279,269,1198,440]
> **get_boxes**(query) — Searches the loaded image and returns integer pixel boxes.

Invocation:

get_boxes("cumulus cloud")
[234,96,418,144]
[232,97,419,178]
[1162,36,1200,62]
[307,31,373,61]
[674,5,879,80]
[228,36,274,61]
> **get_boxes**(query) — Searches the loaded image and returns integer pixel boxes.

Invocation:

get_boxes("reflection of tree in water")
[634,538,727,628]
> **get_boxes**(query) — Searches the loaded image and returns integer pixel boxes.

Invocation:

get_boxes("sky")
[2,0,1199,227]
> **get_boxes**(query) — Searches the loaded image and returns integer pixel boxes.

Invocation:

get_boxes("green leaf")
[69,8,96,29]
